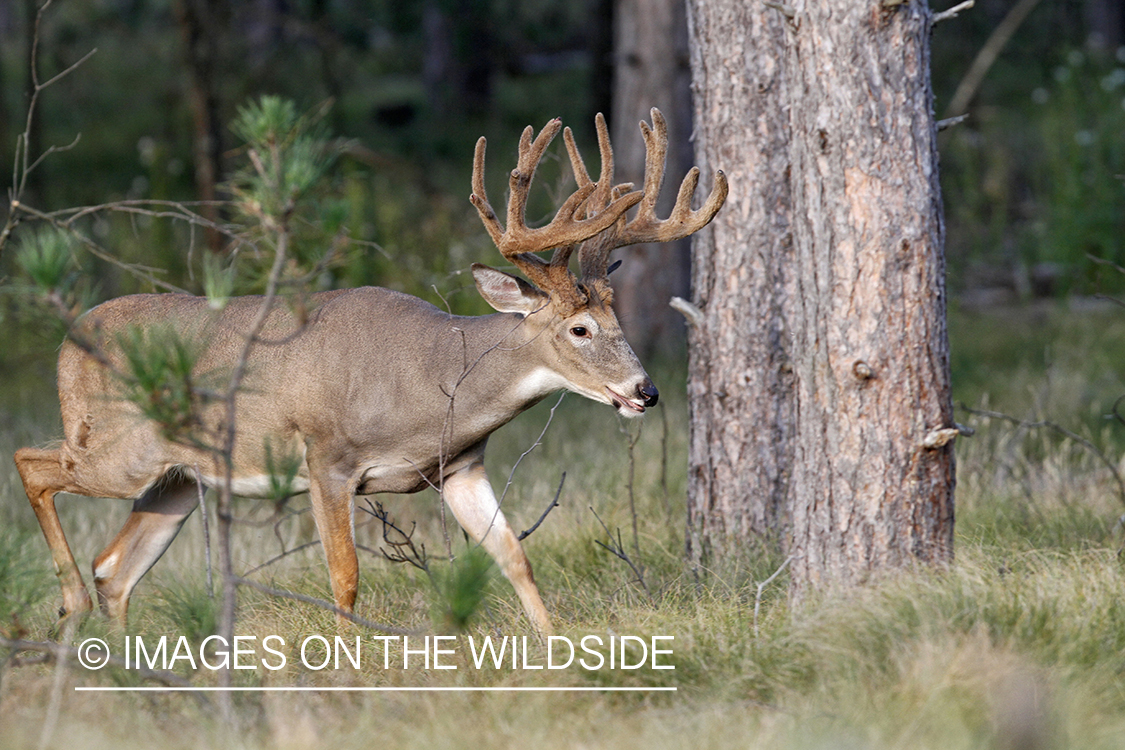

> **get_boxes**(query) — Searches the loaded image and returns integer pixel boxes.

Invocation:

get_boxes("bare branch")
[361,500,432,576]
[518,472,565,541]
[932,0,974,24]
[958,402,1125,509]
[670,296,705,328]
[936,114,969,132]
[589,506,651,598]
[241,541,321,578]
[499,392,567,506]
[191,466,214,598]
[754,555,795,639]
[0,636,193,689]
[232,577,420,635]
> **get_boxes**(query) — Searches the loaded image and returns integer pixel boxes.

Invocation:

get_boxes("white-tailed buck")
[15,109,726,634]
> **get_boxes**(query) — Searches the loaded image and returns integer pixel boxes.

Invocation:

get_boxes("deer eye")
[570,326,589,338]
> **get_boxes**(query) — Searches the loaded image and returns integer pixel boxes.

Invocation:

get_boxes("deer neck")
[446,310,566,423]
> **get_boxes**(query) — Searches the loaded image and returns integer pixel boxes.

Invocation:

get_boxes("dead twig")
[590,506,651,598]
[932,0,974,24]
[233,577,419,636]
[0,636,194,690]
[498,392,567,506]
[936,114,969,131]
[957,402,1125,509]
[361,500,432,577]
[518,472,565,541]
[191,466,213,598]
[618,418,645,570]
[754,555,795,639]
[241,541,322,578]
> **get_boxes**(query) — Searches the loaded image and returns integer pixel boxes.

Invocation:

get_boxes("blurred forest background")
[0,0,1122,313]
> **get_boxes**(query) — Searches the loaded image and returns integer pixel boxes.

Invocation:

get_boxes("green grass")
[3,305,1125,749]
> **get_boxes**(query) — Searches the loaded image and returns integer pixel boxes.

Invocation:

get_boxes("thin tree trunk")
[784,0,955,596]
[684,0,795,567]
[610,0,693,358]
[423,0,494,119]
[589,0,614,124]
[174,0,226,251]
[0,19,8,165]
[20,0,42,203]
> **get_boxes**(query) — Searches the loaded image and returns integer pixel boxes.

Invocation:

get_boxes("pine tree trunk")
[684,0,795,566]
[784,0,955,595]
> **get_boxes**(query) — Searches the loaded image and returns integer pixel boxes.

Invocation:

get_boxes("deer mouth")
[606,387,646,414]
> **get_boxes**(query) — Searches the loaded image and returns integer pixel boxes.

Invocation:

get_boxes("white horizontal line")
[75,686,676,692]
[76,685,678,693]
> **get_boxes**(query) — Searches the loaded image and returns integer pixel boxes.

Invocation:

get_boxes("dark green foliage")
[431,547,493,632]
[938,36,1125,293]
[155,578,219,645]
[114,324,216,446]
[263,438,303,502]
[229,97,342,220]
[14,228,75,292]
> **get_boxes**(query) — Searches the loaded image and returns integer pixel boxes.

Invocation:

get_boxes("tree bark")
[684,0,795,566]
[784,0,955,596]
[423,0,495,119]
[20,0,43,203]
[174,0,227,251]
[610,0,693,358]
[684,0,955,586]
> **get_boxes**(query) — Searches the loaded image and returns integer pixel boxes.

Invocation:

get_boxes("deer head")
[468,108,728,415]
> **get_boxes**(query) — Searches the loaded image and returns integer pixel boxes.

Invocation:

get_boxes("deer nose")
[637,380,659,408]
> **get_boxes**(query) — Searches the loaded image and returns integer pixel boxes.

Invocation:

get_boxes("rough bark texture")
[610,0,693,358]
[684,0,795,565]
[784,0,955,595]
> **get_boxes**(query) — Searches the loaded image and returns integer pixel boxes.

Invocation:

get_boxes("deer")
[14,108,726,636]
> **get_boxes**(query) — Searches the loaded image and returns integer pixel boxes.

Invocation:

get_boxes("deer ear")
[472,263,549,315]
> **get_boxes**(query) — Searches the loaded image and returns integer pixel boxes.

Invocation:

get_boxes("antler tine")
[602,108,729,250]
[613,165,729,247]
[563,112,620,216]
[577,108,729,288]
[563,126,593,190]
[471,136,504,248]
[505,122,559,239]
[471,118,644,310]
[590,113,617,213]
[636,108,668,219]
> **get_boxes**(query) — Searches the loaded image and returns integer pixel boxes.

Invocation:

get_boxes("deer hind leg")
[14,447,95,619]
[308,475,359,625]
[442,461,553,636]
[92,475,199,624]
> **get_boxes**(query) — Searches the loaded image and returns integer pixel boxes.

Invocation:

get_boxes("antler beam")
[470,119,643,306]
[471,109,727,310]
[565,109,729,285]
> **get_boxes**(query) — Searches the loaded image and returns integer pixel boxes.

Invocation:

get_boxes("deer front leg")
[308,472,359,625]
[442,461,552,636]
[92,476,199,624]
[14,447,94,620]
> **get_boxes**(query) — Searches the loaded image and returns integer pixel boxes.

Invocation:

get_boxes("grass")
[3,302,1125,749]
